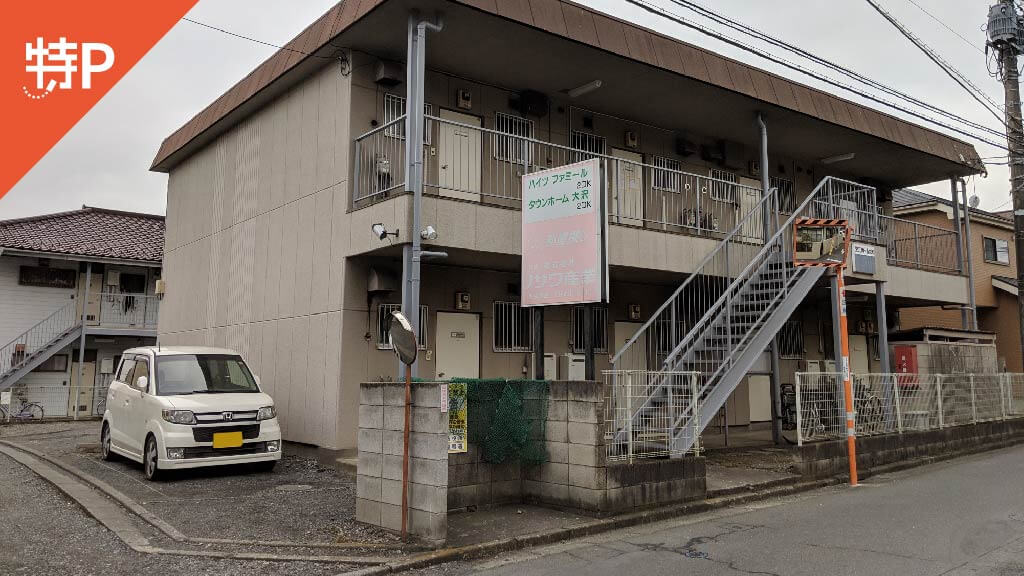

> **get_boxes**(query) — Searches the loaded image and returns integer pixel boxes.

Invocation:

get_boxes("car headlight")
[257,406,276,420]
[161,409,196,425]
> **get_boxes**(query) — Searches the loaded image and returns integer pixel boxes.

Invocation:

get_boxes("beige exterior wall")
[160,60,355,449]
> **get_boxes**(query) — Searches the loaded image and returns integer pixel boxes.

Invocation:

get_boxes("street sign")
[521,158,606,306]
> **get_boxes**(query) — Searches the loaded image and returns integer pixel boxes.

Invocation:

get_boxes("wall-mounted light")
[420,225,438,240]
[567,79,603,98]
[820,152,856,165]
[371,223,399,241]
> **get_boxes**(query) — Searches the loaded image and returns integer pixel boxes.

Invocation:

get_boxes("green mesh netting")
[452,378,549,465]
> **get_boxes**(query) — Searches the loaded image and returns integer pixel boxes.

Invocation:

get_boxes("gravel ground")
[702,446,800,473]
[3,421,401,547]
[0,451,366,576]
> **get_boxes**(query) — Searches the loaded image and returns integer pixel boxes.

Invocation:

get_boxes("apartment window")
[708,169,737,202]
[983,236,1010,264]
[32,354,68,373]
[383,93,433,144]
[18,266,77,288]
[377,304,428,350]
[778,320,804,359]
[493,301,533,352]
[570,306,608,354]
[570,130,607,162]
[651,156,682,193]
[493,112,535,165]
[770,176,795,213]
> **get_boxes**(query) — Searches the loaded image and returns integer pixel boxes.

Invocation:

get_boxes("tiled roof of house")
[994,275,1017,287]
[150,0,982,173]
[0,206,165,263]
[892,188,1011,223]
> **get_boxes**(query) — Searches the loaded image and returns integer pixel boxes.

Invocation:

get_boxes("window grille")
[778,320,804,359]
[570,306,608,353]
[493,301,533,352]
[651,156,681,193]
[708,168,737,202]
[493,112,535,165]
[570,130,606,162]
[770,175,795,213]
[377,303,428,350]
[383,93,432,144]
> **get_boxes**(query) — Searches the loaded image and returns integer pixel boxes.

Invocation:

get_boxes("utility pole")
[987,0,1024,370]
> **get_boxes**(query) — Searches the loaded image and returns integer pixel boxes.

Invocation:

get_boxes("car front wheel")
[143,435,162,481]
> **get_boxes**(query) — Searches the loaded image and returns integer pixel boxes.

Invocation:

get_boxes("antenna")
[970,195,981,209]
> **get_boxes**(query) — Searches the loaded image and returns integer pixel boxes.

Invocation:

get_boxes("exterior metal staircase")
[609,176,876,458]
[0,302,81,392]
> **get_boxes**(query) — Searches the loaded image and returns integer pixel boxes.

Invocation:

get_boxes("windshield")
[155,354,260,396]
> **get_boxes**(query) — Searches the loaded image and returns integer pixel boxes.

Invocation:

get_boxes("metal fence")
[794,372,1024,445]
[98,293,159,328]
[603,370,700,462]
[354,114,766,238]
[880,215,961,274]
[1,384,109,423]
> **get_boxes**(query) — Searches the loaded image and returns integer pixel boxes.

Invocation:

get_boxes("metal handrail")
[0,301,78,378]
[609,187,778,366]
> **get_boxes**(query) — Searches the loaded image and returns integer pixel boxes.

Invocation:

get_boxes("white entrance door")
[438,109,481,202]
[77,272,103,325]
[613,322,646,372]
[610,148,644,225]
[436,312,480,379]
[849,334,870,375]
[737,176,762,242]
[69,362,96,417]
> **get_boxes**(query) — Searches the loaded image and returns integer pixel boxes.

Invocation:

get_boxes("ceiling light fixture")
[567,79,603,98]
[820,152,856,165]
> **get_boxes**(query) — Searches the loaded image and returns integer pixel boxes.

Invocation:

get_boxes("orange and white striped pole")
[835,268,858,486]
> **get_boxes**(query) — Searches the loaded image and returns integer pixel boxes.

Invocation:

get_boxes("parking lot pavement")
[0,450,369,576]
[3,421,400,547]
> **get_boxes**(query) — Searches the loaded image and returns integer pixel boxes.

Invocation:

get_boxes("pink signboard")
[521,158,606,307]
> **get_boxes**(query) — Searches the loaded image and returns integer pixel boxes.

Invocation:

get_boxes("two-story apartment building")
[894,189,1021,371]
[0,207,162,418]
[151,0,983,450]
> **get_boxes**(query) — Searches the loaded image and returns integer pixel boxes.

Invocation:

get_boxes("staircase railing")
[660,177,873,452]
[608,176,877,456]
[610,188,778,373]
[0,302,78,379]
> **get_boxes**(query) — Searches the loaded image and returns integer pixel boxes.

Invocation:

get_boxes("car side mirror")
[135,376,148,392]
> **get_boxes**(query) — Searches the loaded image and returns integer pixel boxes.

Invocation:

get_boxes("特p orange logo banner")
[0,1,199,199]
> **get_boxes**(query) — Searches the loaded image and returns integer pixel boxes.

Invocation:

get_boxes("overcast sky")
[0,0,1012,219]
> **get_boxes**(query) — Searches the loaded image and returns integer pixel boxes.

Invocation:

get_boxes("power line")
[181,17,341,61]
[622,0,1009,152]
[864,0,1007,125]
[903,0,987,54]
[665,0,1008,142]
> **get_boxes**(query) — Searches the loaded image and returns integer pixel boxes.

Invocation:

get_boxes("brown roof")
[150,0,982,172]
[0,207,165,263]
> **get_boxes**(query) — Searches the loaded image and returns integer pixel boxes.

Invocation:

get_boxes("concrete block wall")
[356,382,448,544]
[797,417,1024,479]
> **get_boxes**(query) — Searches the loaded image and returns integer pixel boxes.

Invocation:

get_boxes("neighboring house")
[894,189,1021,371]
[0,207,163,418]
[151,0,983,451]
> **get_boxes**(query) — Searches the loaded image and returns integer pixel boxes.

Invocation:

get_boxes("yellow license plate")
[212,431,244,449]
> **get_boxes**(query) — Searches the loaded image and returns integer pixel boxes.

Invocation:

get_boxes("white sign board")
[521,158,606,306]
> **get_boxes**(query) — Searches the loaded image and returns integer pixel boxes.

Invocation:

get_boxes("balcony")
[95,293,159,330]
[352,114,958,275]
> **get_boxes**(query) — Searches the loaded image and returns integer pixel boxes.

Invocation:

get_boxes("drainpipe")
[950,178,967,328]
[400,13,444,379]
[74,262,91,420]
[759,114,783,446]
[959,178,978,330]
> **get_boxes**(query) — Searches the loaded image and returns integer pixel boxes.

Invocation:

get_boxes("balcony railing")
[354,114,770,241]
[97,293,159,329]
[880,215,961,274]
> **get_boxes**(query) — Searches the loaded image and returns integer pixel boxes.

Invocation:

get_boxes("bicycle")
[800,405,826,442]
[0,398,45,421]
[855,393,885,435]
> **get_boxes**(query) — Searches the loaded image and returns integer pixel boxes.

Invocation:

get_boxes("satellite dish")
[969,195,980,209]
[388,311,418,366]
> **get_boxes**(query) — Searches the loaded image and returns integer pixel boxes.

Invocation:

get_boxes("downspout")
[959,178,978,330]
[759,113,783,445]
[950,178,967,328]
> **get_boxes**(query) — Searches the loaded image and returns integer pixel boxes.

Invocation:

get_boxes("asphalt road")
[420,444,1024,576]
